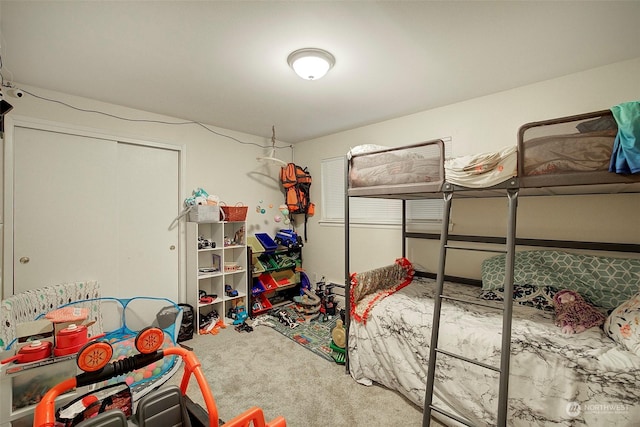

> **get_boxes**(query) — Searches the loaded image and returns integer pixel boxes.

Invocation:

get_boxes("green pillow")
[481,250,640,311]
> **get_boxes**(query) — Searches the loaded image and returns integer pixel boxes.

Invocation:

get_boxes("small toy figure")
[198,235,215,250]
[553,289,605,334]
[273,309,298,329]
[232,226,245,246]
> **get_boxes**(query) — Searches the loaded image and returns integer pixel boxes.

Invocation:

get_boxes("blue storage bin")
[255,233,277,252]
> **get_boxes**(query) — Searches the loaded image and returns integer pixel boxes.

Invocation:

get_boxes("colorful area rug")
[265,305,339,363]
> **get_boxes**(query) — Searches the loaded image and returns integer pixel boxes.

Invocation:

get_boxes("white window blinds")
[321,148,448,226]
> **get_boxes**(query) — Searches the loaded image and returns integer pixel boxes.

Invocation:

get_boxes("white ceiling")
[2,1,640,143]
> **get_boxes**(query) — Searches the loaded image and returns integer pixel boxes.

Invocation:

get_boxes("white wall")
[2,84,290,298]
[4,58,639,297]
[295,58,640,285]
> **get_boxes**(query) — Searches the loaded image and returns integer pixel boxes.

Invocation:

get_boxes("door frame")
[2,115,187,301]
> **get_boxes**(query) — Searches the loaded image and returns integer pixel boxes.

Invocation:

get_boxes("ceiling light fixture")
[287,48,335,80]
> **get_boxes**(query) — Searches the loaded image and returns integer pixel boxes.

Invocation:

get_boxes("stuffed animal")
[553,289,605,334]
[232,226,245,246]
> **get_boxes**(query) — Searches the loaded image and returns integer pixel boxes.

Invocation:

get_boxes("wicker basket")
[220,202,248,222]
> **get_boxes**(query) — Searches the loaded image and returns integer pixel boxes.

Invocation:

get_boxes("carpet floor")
[166,319,433,426]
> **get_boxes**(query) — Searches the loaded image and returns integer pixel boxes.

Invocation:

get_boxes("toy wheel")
[135,327,164,354]
[77,341,113,372]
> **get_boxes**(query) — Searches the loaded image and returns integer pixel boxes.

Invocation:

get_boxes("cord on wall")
[6,85,293,154]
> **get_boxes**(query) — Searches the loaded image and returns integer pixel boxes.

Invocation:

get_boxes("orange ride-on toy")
[33,326,286,427]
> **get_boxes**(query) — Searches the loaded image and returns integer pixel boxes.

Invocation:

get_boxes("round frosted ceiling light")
[287,48,335,80]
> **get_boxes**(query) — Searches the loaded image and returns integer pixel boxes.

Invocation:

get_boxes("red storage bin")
[258,273,278,291]
[252,293,272,315]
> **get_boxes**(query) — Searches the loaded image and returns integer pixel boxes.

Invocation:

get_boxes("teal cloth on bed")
[481,250,640,310]
[609,100,640,174]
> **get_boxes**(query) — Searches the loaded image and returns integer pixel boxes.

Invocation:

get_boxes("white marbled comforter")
[348,277,640,426]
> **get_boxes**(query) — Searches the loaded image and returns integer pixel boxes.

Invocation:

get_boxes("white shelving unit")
[187,220,247,333]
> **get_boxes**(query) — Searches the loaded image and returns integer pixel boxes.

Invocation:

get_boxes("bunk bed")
[344,106,640,427]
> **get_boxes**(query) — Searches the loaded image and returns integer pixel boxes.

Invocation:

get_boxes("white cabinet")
[187,220,247,333]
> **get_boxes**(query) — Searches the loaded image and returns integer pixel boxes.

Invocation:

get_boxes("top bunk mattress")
[347,140,445,198]
[347,140,518,198]
[518,106,640,192]
[347,103,640,199]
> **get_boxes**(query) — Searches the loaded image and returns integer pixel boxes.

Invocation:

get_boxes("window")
[321,155,446,227]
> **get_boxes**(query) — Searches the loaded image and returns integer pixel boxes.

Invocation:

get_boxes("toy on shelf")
[274,229,303,249]
[225,284,239,297]
[232,226,245,246]
[199,290,217,305]
[198,235,216,250]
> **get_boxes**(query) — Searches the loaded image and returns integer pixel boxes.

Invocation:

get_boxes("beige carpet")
[165,321,445,426]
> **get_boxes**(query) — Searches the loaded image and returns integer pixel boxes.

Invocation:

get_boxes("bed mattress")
[349,145,442,188]
[348,277,640,426]
[521,129,617,176]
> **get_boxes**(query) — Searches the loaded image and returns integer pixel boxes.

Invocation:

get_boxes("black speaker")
[0,99,13,132]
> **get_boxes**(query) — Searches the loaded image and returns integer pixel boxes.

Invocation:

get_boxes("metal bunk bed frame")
[345,173,639,426]
[343,165,520,426]
[343,113,640,426]
[423,181,519,427]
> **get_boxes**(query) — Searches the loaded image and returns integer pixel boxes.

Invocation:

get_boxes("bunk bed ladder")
[423,186,519,427]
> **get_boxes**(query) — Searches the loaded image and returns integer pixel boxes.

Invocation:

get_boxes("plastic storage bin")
[271,270,297,287]
[255,233,277,252]
[247,236,265,253]
[252,293,272,315]
[252,278,266,295]
[258,273,278,291]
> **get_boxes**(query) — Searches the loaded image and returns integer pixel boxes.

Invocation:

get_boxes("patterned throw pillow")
[480,284,557,311]
[604,292,640,356]
[481,251,640,310]
[350,257,414,324]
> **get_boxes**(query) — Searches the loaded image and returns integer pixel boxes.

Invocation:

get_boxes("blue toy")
[225,284,238,297]
[274,229,303,249]
[232,306,248,325]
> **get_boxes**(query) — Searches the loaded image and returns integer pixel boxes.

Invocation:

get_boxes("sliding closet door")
[13,127,119,294]
[12,126,180,301]
[116,142,179,302]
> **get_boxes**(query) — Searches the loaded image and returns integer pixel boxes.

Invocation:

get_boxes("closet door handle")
[169,245,176,250]
[19,257,30,264]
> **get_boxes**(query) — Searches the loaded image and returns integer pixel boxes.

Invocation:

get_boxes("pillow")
[604,292,640,356]
[480,284,557,311]
[481,250,640,311]
[347,144,390,159]
[350,257,414,324]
